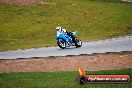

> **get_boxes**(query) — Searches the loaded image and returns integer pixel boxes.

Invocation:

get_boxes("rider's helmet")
[56,26,62,31]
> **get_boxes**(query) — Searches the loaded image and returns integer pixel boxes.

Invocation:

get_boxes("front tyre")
[57,39,66,49]
[75,38,82,47]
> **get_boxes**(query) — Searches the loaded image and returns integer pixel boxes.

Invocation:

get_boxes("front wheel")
[57,39,66,49]
[75,38,82,47]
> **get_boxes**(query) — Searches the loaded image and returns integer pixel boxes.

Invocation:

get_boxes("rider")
[56,26,75,43]
[56,26,66,37]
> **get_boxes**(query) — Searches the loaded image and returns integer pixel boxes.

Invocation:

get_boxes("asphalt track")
[0,36,132,59]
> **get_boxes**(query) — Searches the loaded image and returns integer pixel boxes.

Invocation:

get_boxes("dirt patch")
[0,0,43,5]
[0,54,132,72]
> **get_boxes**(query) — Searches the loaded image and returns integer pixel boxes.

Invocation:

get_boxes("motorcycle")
[56,31,82,49]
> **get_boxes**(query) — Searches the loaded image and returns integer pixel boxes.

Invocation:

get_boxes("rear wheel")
[57,39,66,49]
[75,38,82,47]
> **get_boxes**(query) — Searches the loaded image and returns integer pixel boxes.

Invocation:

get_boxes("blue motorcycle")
[56,31,82,49]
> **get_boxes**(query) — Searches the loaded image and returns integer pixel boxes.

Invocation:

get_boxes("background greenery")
[0,0,132,51]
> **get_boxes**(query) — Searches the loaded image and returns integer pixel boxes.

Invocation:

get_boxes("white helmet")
[56,26,62,31]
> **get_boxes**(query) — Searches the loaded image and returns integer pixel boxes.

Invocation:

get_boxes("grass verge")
[0,68,132,88]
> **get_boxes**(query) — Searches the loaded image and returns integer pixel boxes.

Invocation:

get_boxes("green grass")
[0,0,132,51]
[0,68,132,88]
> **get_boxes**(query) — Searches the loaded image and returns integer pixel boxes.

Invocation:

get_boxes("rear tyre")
[75,37,82,47]
[57,39,66,49]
